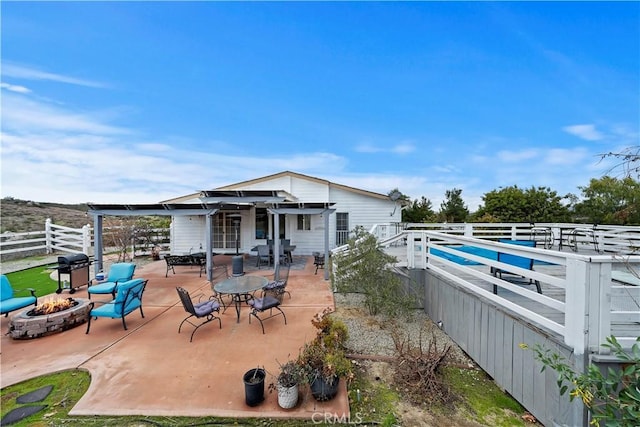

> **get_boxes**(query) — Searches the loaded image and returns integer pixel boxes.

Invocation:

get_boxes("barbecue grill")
[56,253,90,294]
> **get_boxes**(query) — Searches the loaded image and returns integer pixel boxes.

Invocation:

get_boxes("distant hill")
[0,197,90,233]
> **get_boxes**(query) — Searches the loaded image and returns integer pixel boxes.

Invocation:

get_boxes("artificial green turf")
[5,266,59,297]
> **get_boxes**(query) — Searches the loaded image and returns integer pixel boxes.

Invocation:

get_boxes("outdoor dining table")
[213,275,269,323]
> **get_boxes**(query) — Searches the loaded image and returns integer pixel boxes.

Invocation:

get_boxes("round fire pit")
[9,298,92,340]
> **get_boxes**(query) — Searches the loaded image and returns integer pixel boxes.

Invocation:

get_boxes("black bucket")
[243,368,265,407]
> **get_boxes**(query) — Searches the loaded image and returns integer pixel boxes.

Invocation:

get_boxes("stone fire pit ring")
[9,298,92,339]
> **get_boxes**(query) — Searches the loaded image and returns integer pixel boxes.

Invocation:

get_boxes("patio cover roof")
[87,197,335,281]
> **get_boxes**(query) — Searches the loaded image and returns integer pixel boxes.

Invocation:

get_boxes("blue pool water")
[430,245,553,266]
[430,246,496,265]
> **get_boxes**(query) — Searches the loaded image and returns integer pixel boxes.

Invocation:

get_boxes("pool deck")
[1,255,349,420]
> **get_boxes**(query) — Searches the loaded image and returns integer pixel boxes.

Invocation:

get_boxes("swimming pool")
[429,244,552,266]
[429,246,496,265]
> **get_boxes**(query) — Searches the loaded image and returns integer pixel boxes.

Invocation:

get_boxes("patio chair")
[86,278,148,333]
[261,263,291,300]
[256,245,271,269]
[1,274,37,317]
[491,240,541,294]
[176,287,222,342]
[87,263,136,299]
[247,287,287,334]
[313,252,325,275]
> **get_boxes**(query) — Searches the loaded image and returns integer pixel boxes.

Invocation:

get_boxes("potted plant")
[298,308,353,401]
[268,359,305,409]
[242,367,266,407]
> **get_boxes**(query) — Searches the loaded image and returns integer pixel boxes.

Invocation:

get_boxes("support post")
[45,218,52,254]
[93,215,104,274]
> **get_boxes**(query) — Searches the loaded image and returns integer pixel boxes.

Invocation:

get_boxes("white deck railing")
[367,224,640,355]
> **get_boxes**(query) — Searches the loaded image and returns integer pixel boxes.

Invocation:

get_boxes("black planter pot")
[310,375,339,401]
[243,368,265,407]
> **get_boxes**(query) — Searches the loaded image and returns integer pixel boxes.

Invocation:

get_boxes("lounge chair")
[0,274,37,316]
[491,240,541,294]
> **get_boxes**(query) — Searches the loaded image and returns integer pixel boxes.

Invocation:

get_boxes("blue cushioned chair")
[1,274,37,316]
[87,263,136,299]
[86,278,147,333]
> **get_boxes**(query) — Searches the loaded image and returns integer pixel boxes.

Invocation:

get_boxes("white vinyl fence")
[1,219,91,259]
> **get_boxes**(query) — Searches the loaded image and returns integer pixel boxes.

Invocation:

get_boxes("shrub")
[522,336,640,426]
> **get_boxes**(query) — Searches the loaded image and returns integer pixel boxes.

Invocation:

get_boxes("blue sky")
[1,2,638,210]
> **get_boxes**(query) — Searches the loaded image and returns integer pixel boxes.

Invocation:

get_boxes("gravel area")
[333,292,474,366]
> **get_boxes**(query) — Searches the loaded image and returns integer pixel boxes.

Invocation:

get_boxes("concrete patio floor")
[0,255,349,421]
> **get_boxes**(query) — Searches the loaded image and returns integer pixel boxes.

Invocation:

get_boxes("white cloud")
[354,143,382,153]
[3,63,108,88]
[392,142,416,154]
[544,147,589,165]
[563,124,604,141]
[496,149,538,162]
[354,141,416,155]
[0,82,31,93]
[2,93,130,135]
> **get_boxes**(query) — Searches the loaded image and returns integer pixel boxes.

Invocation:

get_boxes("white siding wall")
[328,187,396,245]
[171,216,207,254]
[173,174,397,255]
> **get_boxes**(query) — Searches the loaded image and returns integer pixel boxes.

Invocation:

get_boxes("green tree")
[332,227,416,317]
[474,185,571,223]
[574,176,640,225]
[402,196,436,223]
[438,188,469,222]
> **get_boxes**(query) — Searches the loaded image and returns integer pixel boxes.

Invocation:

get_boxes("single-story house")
[88,171,403,280]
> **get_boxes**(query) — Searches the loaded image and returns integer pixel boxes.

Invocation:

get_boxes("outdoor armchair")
[86,278,148,333]
[313,252,325,275]
[261,263,290,300]
[1,274,37,317]
[176,286,222,342]
[87,263,136,299]
[256,245,271,269]
[209,265,231,309]
[247,287,287,334]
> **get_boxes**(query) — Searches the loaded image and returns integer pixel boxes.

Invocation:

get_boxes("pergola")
[87,190,335,281]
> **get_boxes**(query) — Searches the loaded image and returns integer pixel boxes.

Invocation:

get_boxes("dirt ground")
[332,300,541,427]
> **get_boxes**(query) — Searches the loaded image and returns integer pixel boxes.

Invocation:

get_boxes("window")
[297,214,311,231]
[255,208,268,239]
[336,213,349,246]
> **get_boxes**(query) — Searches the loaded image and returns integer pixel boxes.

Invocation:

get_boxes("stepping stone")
[0,405,47,425]
[16,385,53,403]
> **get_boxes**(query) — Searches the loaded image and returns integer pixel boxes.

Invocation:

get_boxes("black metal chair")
[261,263,290,300]
[313,252,325,275]
[176,287,222,342]
[247,287,287,334]
[256,245,271,269]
